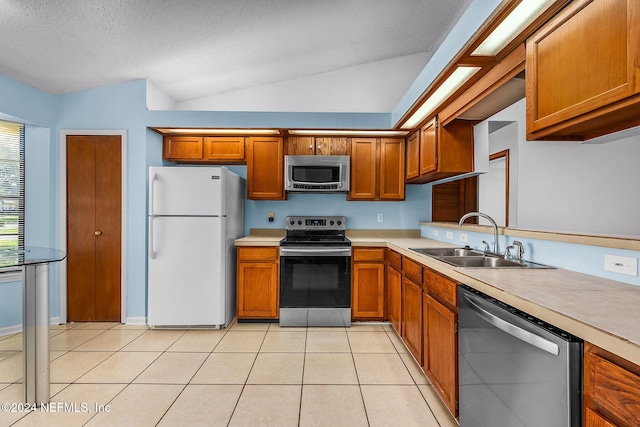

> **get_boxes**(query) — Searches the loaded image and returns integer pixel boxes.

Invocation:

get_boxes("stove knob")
[289,220,295,225]
[297,220,302,225]
[329,221,334,225]
[337,220,342,226]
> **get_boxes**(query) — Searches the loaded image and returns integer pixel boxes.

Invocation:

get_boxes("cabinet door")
[237,261,279,318]
[352,262,385,319]
[405,131,420,180]
[419,118,437,175]
[163,136,203,161]
[204,136,245,161]
[402,277,423,364]
[316,137,349,156]
[379,138,405,200]
[585,408,617,427]
[349,137,378,200]
[423,293,457,416]
[526,0,640,139]
[287,136,315,155]
[387,265,402,334]
[246,137,285,200]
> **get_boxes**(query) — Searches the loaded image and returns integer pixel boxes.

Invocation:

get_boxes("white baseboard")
[124,316,147,326]
[1,317,63,337]
[0,324,22,336]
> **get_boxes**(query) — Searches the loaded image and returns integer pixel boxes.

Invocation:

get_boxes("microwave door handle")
[338,163,343,188]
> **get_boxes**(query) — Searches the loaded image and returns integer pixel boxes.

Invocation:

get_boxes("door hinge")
[435,157,438,166]
[434,116,439,128]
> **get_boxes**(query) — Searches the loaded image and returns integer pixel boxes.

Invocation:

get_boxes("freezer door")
[149,166,225,216]
[148,216,226,326]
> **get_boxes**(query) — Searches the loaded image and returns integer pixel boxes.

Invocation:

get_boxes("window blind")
[0,120,25,255]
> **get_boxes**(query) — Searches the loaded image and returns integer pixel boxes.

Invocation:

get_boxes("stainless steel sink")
[409,247,554,269]
[409,247,483,257]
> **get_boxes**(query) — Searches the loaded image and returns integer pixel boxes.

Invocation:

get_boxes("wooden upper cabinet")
[405,131,420,180]
[163,136,204,161]
[349,137,378,200]
[526,0,640,140]
[349,137,405,201]
[406,116,474,184]
[286,136,349,156]
[246,136,286,200]
[203,136,245,162]
[420,118,437,175]
[379,138,405,200]
[163,135,245,163]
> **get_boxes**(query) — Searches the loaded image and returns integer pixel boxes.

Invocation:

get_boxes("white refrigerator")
[147,166,244,328]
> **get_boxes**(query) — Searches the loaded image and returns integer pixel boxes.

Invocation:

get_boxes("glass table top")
[0,247,66,268]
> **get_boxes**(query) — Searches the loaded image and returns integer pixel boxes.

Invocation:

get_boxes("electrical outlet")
[604,254,638,276]
[267,212,275,222]
[432,229,439,237]
[459,233,468,243]
[377,213,384,222]
[446,231,453,239]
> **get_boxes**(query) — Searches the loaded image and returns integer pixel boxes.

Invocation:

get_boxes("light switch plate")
[459,233,468,243]
[604,254,638,276]
[446,231,453,239]
[377,213,383,222]
[432,229,439,237]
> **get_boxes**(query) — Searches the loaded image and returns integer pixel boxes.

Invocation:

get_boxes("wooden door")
[316,137,348,156]
[419,117,438,175]
[286,136,315,155]
[352,262,385,319]
[247,137,285,200]
[402,277,423,364]
[405,131,420,180]
[67,135,121,322]
[349,138,378,200]
[423,293,458,416]
[387,265,402,333]
[379,138,405,200]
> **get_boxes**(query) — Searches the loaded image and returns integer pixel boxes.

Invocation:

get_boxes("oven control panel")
[285,216,346,231]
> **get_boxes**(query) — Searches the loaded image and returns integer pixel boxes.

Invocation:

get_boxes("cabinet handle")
[308,144,313,149]
[94,230,102,236]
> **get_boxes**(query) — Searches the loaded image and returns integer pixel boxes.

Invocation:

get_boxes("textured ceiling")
[0,0,474,112]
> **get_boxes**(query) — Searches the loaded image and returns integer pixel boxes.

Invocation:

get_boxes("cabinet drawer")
[238,247,279,261]
[424,267,457,309]
[386,250,402,271]
[353,247,385,262]
[403,257,423,285]
[586,351,640,427]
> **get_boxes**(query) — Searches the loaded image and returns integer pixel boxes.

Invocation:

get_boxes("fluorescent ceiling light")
[472,0,555,56]
[401,66,481,129]
[288,129,409,137]
[155,128,281,135]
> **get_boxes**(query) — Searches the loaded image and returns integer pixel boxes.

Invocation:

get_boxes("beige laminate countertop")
[235,233,640,365]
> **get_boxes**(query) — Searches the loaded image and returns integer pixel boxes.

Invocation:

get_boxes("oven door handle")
[463,293,559,356]
[280,247,351,257]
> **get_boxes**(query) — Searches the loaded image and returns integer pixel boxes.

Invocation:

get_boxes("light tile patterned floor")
[0,322,458,427]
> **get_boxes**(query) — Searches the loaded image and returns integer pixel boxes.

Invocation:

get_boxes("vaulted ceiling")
[0,0,474,112]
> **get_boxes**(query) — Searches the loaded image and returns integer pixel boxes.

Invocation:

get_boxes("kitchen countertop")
[234,233,640,366]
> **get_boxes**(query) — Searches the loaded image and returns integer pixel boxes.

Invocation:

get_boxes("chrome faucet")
[459,212,499,255]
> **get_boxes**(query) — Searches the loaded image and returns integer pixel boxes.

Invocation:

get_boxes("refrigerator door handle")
[149,173,157,216]
[149,216,157,259]
[463,293,559,356]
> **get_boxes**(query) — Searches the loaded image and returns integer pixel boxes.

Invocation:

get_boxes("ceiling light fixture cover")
[472,0,555,56]
[288,129,409,137]
[156,128,281,135]
[401,66,481,129]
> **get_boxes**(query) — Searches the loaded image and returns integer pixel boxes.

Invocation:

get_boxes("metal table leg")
[22,263,49,405]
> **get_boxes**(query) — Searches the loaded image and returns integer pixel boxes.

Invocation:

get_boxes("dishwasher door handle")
[463,294,560,356]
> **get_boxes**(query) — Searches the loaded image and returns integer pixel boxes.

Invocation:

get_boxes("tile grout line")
[346,327,371,427]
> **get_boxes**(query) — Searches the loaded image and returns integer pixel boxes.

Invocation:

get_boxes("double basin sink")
[409,246,554,269]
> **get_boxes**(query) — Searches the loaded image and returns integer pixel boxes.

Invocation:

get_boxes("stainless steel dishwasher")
[458,285,582,427]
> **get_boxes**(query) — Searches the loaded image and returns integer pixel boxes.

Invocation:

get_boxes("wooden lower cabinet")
[401,277,423,364]
[236,247,279,319]
[423,293,458,417]
[584,342,640,427]
[352,248,386,320]
[387,264,402,333]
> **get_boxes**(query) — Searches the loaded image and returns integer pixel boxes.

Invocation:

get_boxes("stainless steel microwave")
[284,155,350,192]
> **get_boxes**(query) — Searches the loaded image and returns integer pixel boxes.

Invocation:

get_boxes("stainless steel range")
[279,216,351,327]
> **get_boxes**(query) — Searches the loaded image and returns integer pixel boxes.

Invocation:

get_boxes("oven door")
[279,247,351,326]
